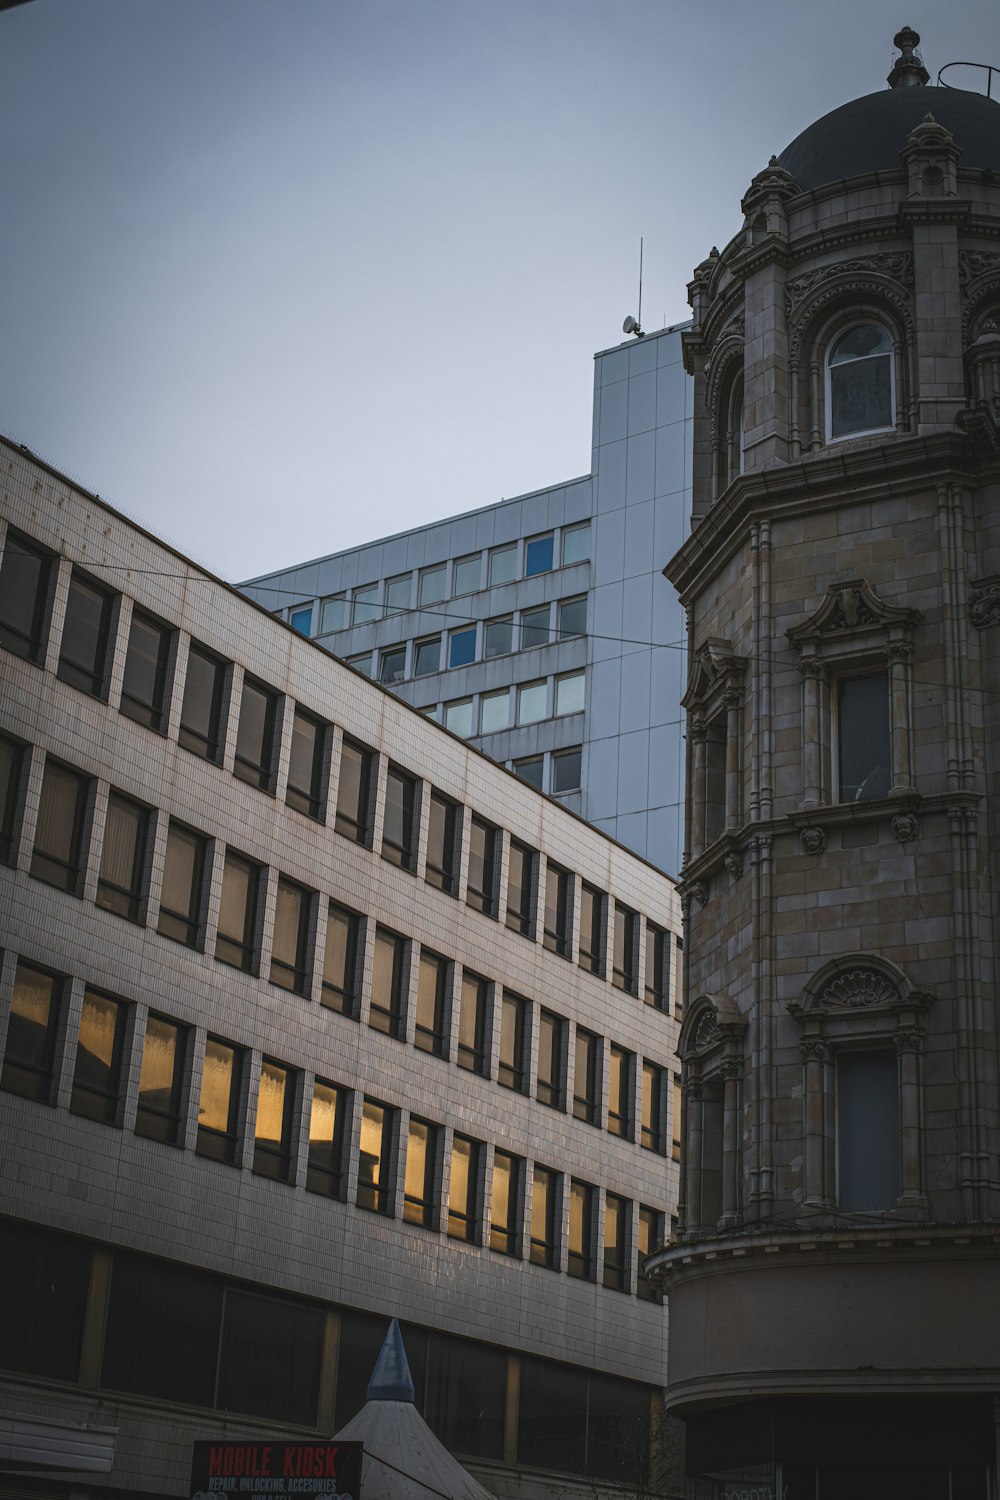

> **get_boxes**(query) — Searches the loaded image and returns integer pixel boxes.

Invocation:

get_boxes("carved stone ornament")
[958,250,1000,289]
[891,811,919,843]
[787,579,923,649]
[692,1009,721,1051]
[684,1077,704,1100]
[816,968,901,1010]
[894,1028,925,1054]
[689,880,709,908]
[719,1057,743,1080]
[799,1038,828,1061]
[784,254,913,317]
[968,576,1000,628]
[724,850,744,880]
[800,825,826,856]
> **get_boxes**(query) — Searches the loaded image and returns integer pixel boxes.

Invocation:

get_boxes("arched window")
[826,323,894,440]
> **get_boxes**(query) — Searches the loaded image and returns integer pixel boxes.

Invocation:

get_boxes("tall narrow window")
[603,1193,628,1291]
[96,792,150,922]
[425,791,458,893]
[573,1027,600,1125]
[567,1180,595,1280]
[31,759,90,894]
[0,531,53,663]
[505,840,535,936]
[543,862,571,957]
[370,928,406,1038]
[306,1080,348,1198]
[286,708,327,820]
[120,609,172,729]
[827,323,894,440]
[498,991,527,1092]
[415,952,449,1057]
[335,737,374,845]
[644,923,669,1011]
[197,1037,243,1163]
[536,1009,565,1109]
[270,878,313,994]
[448,1135,481,1242]
[357,1098,394,1213]
[613,904,638,994]
[530,1165,559,1268]
[636,1206,663,1301]
[179,644,227,762]
[578,884,605,975]
[57,570,115,697]
[135,1014,187,1144]
[608,1044,634,1139]
[321,902,361,1016]
[837,1049,900,1210]
[1,962,62,1102]
[837,674,890,803]
[490,1150,522,1256]
[404,1117,438,1227]
[382,765,418,871]
[234,676,279,790]
[253,1059,298,1181]
[0,734,25,865]
[70,989,127,1124]
[466,815,498,916]
[157,820,208,949]
[215,851,261,973]
[641,1062,667,1154]
[457,972,489,1076]
[673,1075,683,1162]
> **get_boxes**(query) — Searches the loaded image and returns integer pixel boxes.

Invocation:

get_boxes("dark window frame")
[613,903,639,994]
[335,736,375,847]
[529,1163,559,1269]
[369,926,407,1039]
[490,1149,523,1257]
[498,990,528,1093]
[0,528,55,664]
[425,790,459,894]
[644,922,669,1011]
[0,733,27,867]
[567,1178,596,1281]
[447,1133,482,1243]
[0,960,65,1103]
[96,790,152,924]
[466,815,499,917]
[505,839,536,937]
[135,1012,188,1145]
[641,1060,667,1154]
[306,1078,349,1199]
[636,1205,664,1302]
[543,861,571,958]
[457,971,489,1076]
[552,746,583,794]
[252,1057,299,1182]
[608,1043,634,1140]
[196,1036,245,1164]
[57,567,118,699]
[215,849,263,974]
[578,883,606,976]
[381,763,420,872]
[233,674,281,792]
[602,1192,629,1291]
[178,642,229,763]
[120,607,173,732]
[69,987,129,1125]
[321,901,362,1017]
[357,1096,396,1215]
[269,876,314,995]
[30,758,92,895]
[573,1027,600,1126]
[285,706,328,821]
[157,819,209,950]
[415,950,449,1058]
[403,1115,440,1228]
[536,1008,566,1110]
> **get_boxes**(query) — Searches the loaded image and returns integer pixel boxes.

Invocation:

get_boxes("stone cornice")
[898,199,972,230]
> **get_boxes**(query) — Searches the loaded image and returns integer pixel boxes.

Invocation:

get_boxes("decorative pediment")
[682,638,747,712]
[784,254,913,318]
[678,992,747,1060]
[788,954,934,1023]
[786,580,922,650]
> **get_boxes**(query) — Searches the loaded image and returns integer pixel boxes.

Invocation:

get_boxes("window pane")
[179,645,225,761]
[102,1252,223,1406]
[0,1219,90,1381]
[357,1099,388,1212]
[517,681,547,725]
[335,739,373,844]
[0,733,24,864]
[524,534,554,576]
[558,596,587,639]
[573,1028,599,1124]
[838,1049,900,1209]
[489,545,516,586]
[445,699,473,737]
[453,555,481,595]
[1,962,62,1101]
[608,1045,632,1138]
[466,816,496,914]
[234,678,277,789]
[587,1372,651,1484]
[578,885,604,975]
[562,522,590,566]
[253,1059,296,1180]
[829,326,893,437]
[385,574,412,615]
[603,1193,628,1290]
[70,989,126,1123]
[216,851,259,972]
[58,571,114,696]
[449,627,476,669]
[413,637,441,676]
[197,1038,242,1162]
[641,1062,665,1153]
[289,606,312,636]
[31,760,88,892]
[424,1330,506,1459]
[838,674,890,802]
[353,584,380,625]
[382,766,417,869]
[520,607,550,651]
[0,532,52,662]
[270,878,311,993]
[514,756,544,788]
[426,792,457,893]
[457,973,488,1074]
[644,923,668,1010]
[448,1135,479,1240]
[218,1290,324,1427]
[97,792,149,921]
[322,903,360,1015]
[536,1009,564,1108]
[307,1079,347,1197]
[543,864,569,956]
[567,1179,594,1279]
[157,821,206,947]
[415,952,448,1056]
[505,841,534,935]
[121,610,171,729]
[419,565,446,606]
[556,672,585,717]
[480,690,509,734]
[320,594,346,634]
[613,904,637,993]
[379,646,406,684]
[552,747,582,793]
[370,929,405,1037]
[484,616,513,657]
[136,1014,186,1143]
[530,1164,557,1267]
[498,992,526,1091]
[636,1206,662,1301]
[404,1116,437,1226]
[347,652,373,677]
[286,709,325,818]
[490,1150,520,1254]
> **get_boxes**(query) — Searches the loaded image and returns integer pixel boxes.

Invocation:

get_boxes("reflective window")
[352,584,380,625]
[505,840,535,936]
[357,1098,394,1213]
[404,1116,438,1227]
[233,676,279,790]
[536,1008,565,1109]
[520,606,550,651]
[556,671,585,717]
[306,1079,348,1198]
[179,645,227,762]
[320,594,346,634]
[636,1206,663,1301]
[838,1049,900,1210]
[346,651,373,677]
[197,1037,243,1163]
[157,820,208,949]
[466,815,497,915]
[673,1075,683,1162]
[644,922,669,1010]
[370,927,406,1038]
[489,544,517,587]
[608,1044,633,1138]
[449,626,477,669]
[135,1014,187,1144]
[453,554,481,596]
[558,595,587,640]
[0,733,25,865]
[603,1192,628,1291]
[543,862,570,957]
[419,565,446,606]
[613,903,638,994]
[415,951,449,1057]
[490,1150,521,1255]
[385,574,412,615]
[335,737,374,845]
[457,971,489,1075]
[514,756,544,788]
[217,1289,323,1426]
[484,615,513,657]
[828,323,893,439]
[573,1027,600,1125]
[413,636,441,676]
[102,1252,223,1407]
[444,698,473,737]
[530,1164,558,1268]
[1,961,63,1102]
[121,610,172,730]
[215,850,261,972]
[448,1134,481,1241]
[253,1058,298,1181]
[1,1218,90,1383]
[524,534,554,577]
[562,522,591,566]
[567,1179,595,1280]
[0,530,53,663]
[479,689,509,734]
[286,708,327,820]
[289,606,312,636]
[31,759,89,894]
[423,1329,506,1459]
[838,674,891,802]
[552,746,582,793]
[425,791,458,893]
[578,883,605,976]
[379,646,406,685]
[270,877,313,994]
[57,575,113,694]
[641,1061,667,1154]
[96,791,149,922]
[322,902,361,1016]
[517,680,547,725]
[382,764,418,870]
[70,988,127,1123]
[498,990,527,1092]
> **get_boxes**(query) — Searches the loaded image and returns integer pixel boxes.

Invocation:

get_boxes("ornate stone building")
[647,30,1000,1497]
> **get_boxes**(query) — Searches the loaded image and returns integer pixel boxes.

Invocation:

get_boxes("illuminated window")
[603,1193,628,1291]
[253,1059,298,1181]
[357,1098,394,1214]
[370,927,406,1038]
[404,1116,438,1227]
[457,972,489,1076]
[1,961,63,1102]
[608,1045,633,1139]
[573,1027,600,1125]
[197,1038,244,1163]
[135,1014,187,1144]
[536,1009,566,1109]
[306,1079,349,1198]
[530,1164,559,1267]
[567,1179,595,1280]
[498,991,527,1092]
[415,951,449,1057]
[70,989,127,1124]
[490,1150,522,1255]
[448,1133,481,1241]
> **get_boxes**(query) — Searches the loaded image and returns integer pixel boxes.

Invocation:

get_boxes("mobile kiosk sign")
[190,1440,363,1499]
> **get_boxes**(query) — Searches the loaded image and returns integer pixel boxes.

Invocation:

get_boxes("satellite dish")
[623,315,638,335]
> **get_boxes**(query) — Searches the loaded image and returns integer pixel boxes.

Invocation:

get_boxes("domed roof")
[776,85,1000,192]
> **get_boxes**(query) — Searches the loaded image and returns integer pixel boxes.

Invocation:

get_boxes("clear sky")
[2,0,997,579]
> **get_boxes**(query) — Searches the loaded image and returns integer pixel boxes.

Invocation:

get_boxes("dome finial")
[888,26,930,88]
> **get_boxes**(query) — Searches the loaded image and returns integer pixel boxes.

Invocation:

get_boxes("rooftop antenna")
[622,237,645,338]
